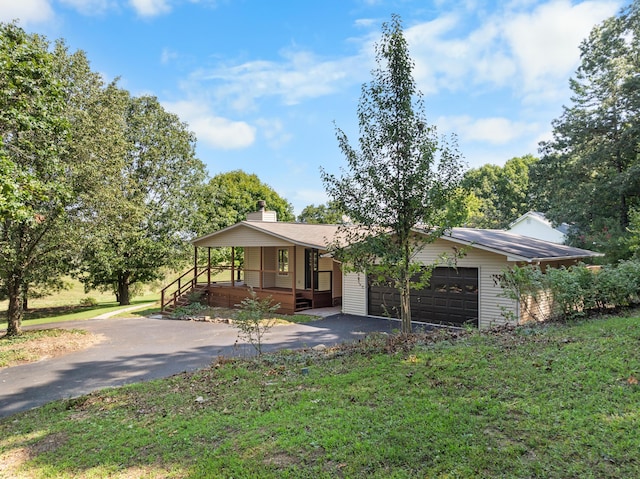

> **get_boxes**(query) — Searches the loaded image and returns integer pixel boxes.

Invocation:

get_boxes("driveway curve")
[0,314,401,418]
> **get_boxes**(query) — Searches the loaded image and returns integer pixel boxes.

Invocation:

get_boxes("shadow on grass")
[0,299,159,325]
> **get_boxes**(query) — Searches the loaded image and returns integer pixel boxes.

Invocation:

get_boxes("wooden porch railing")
[161,267,336,313]
[160,266,210,312]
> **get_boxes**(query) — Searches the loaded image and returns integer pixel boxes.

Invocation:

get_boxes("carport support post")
[231,247,235,287]
[207,248,211,286]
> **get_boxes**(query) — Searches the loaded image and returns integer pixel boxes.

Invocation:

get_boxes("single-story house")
[507,211,569,244]
[168,205,601,330]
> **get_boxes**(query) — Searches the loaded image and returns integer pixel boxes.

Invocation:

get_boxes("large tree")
[194,170,294,268]
[322,15,466,334]
[535,1,640,260]
[297,201,344,224]
[80,95,206,305]
[196,170,294,234]
[0,23,73,336]
[462,155,539,228]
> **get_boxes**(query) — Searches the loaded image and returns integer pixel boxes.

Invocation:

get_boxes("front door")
[304,248,318,290]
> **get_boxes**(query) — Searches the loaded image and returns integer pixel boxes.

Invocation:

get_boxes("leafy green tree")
[535,1,640,260]
[194,170,294,267]
[297,201,344,224]
[322,15,466,334]
[461,155,538,228]
[0,23,73,336]
[196,170,294,233]
[80,95,206,305]
[625,208,640,259]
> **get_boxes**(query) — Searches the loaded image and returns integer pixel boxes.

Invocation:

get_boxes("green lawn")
[0,277,162,328]
[1,313,639,478]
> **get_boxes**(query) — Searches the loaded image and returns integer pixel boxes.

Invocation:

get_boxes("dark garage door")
[367,267,479,327]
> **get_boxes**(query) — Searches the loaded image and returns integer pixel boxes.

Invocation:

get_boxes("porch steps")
[162,284,208,316]
[295,294,312,311]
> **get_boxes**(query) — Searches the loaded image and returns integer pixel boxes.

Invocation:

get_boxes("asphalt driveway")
[0,314,402,418]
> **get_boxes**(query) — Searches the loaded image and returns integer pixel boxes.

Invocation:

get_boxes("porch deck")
[202,281,337,315]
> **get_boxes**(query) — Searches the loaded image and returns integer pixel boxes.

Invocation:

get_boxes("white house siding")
[342,271,368,316]
[294,247,306,290]
[197,226,293,248]
[244,247,261,287]
[509,217,566,244]
[259,247,274,288]
[318,256,333,291]
[341,239,519,329]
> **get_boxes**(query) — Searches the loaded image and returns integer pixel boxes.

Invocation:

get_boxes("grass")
[0,277,162,328]
[1,313,639,478]
[0,329,104,368]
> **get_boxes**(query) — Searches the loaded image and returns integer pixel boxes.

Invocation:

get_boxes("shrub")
[234,288,281,355]
[545,266,589,320]
[79,297,98,307]
[498,259,640,323]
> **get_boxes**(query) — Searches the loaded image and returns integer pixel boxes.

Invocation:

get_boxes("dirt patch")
[0,432,68,479]
[0,329,106,368]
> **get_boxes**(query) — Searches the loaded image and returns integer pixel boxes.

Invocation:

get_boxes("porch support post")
[259,247,263,289]
[207,248,211,286]
[291,245,297,298]
[194,247,198,285]
[292,246,297,306]
[231,247,235,287]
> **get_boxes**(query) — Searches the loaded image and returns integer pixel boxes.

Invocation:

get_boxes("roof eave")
[529,252,605,263]
[192,221,332,250]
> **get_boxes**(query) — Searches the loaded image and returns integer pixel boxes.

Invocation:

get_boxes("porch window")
[278,248,289,275]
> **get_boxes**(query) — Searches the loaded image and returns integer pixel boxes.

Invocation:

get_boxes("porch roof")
[192,221,345,250]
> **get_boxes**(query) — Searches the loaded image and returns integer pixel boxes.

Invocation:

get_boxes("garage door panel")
[368,267,478,327]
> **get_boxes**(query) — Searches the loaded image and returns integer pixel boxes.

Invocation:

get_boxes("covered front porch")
[160,207,345,315]
[161,244,342,315]
[202,244,340,314]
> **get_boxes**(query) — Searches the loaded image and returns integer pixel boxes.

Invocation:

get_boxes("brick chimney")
[246,200,277,222]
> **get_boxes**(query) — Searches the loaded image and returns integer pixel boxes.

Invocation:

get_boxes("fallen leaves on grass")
[0,329,105,368]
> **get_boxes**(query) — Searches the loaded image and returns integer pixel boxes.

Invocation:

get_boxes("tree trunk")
[117,273,131,306]
[400,276,412,334]
[6,274,24,337]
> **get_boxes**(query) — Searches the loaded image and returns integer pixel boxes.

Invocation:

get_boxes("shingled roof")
[193,221,603,262]
[192,221,344,250]
[443,228,602,262]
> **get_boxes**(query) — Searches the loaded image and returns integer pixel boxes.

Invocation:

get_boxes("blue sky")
[1,0,626,215]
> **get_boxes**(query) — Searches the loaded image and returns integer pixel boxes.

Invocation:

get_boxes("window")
[278,249,289,275]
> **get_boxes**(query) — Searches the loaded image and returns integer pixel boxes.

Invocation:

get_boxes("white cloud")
[193,48,369,112]
[503,0,622,94]
[402,0,621,99]
[160,47,178,64]
[0,0,54,25]
[255,118,292,149]
[163,100,256,150]
[129,0,171,17]
[59,0,115,15]
[438,115,540,145]
[354,18,376,28]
